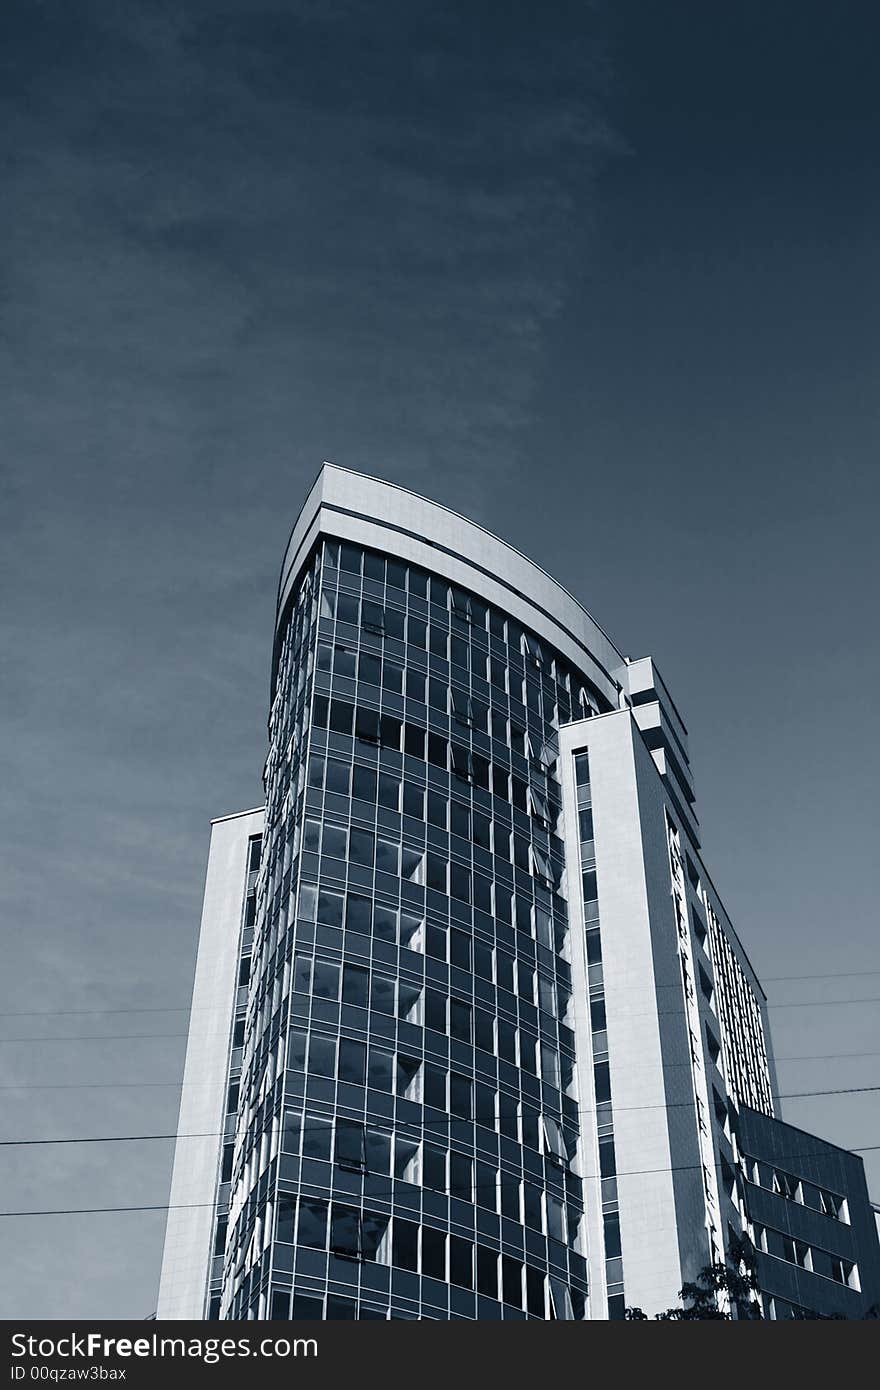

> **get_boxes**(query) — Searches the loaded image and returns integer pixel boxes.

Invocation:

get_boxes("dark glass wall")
[222,538,608,1320]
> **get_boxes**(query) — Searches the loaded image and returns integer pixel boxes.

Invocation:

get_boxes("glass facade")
[217,539,610,1320]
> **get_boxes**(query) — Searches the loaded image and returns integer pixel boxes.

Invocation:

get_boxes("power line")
[1,1047,877,1092]
[1,990,878,1047]
[761,969,880,983]
[0,967,878,1021]
[766,997,880,1010]
[2,1144,880,1218]
[2,1084,877,1149]
[0,1007,194,1019]
[0,1033,196,1043]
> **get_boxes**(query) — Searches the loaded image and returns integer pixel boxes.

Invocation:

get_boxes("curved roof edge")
[275,463,630,706]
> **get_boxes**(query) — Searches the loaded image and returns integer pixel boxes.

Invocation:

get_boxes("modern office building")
[157,465,880,1321]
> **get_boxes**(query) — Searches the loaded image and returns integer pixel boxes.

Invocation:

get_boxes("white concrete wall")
[155,808,264,1320]
[560,713,689,1316]
[275,464,627,706]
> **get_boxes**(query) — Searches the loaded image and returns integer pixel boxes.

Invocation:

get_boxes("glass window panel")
[421,1226,447,1280]
[329,699,354,735]
[288,1029,308,1070]
[502,1256,523,1309]
[308,1035,336,1077]
[363,551,385,581]
[339,1038,366,1085]
[342,964,369,1008]
[361,601,385,634]
[405,668,426,702]
[450,1072,472,1118]
[365,1130,391,1175]
[426,989,447,1032]
[337,593,359,624]
[302,1115,333,1160]
[292,954,312,994]
[335,1121,365,1169]
[339,544,361,575]
[474,1009,495,1053]
[297,1201,329,1250]
[477,1246,498,1297]
[405,725,427,763]
[330,1205,361,1257]
[449,1151,472,1201]
[322,824,347,859]
[398,982,423,1024]
[352,765,378,802]
[312,960,340,1000]
[317,891,344,927]
[449,1236,473,1289]
[526,1267,546,1318]
[378,772,400,809]
[371,974,396,1014]
[276,1196,296,1242]
[501,1174,521,1220]
[346,893,372,933]
[374,905,398,941]
[350,823,378,867]
[407,616,427,648]
[368,1047,394,1091]
[375,839,400,874]
[394,1136,421,1184]
[450,999,472,1042]
[474,942,493,981]
[281,1110,302,1155]
[424,1062,447,1108]
[427,791,448,828]
[450,861,471,903]
[392,1218,419,1272]
[379,714,401,750]
[355,702,381,740]
[548,1195,566,1243]
[396,1054,422,1101]
[334,646,357,678]
[401,848,424,883]
[450,929,471,970]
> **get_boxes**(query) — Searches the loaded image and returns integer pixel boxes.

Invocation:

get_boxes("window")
[302,1115,332,1160]
[392,1218,419,1271]
[421,1226,446,1280]
[308,1035,336,1077]
[281,1111,302,1154]
[502,1256,523,1309]
[477,1247,498,1298]
[355,705,380,743]
[528,786,551,825]
[312,960,340,1000]
[276,1196,296,1243]
[342,964,369,1008]
[531,845,553,886]
[335,1121,366,1170]
[451,687,473,726]
[450,1237,473,1290]
[330,1205,361,1258]
[365,1130,391,1175]
[361,601,385,635]
[339,1039,366,1085]
[297,1200,328,1249]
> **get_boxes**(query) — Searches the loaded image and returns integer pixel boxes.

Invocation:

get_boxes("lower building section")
[739,1107,880,1320]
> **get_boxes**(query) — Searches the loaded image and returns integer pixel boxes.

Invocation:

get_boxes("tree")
[625,1235,762,1321]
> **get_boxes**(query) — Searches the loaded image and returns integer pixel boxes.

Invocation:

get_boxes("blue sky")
[1,0,878,1317]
